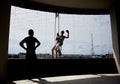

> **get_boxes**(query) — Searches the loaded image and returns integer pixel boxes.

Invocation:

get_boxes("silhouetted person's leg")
[57,47,62,57]
[52,46,56,58]
[54,45,59,58]
[51,43,60,58]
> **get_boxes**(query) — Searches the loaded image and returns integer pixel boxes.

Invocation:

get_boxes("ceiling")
[11,0,115,14]
[33,0,114,9]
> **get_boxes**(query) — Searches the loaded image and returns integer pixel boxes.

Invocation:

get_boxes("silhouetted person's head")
[28,29,34,36]
[61,30,64,35]
[57,33,59,36]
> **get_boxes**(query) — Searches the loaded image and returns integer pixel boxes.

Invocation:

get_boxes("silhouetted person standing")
[52,30,69,58]
[19,29,40,60]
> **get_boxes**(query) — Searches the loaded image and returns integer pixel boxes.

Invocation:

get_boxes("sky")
[8,6,113,55]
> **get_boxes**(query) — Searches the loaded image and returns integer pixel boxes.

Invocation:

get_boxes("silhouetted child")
[19,29,40,60]
[51,30,69,58]
[19,29,41,79]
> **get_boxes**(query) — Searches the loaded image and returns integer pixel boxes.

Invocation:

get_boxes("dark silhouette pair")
[20,29,69,59]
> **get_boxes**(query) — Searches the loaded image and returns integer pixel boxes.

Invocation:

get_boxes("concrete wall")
[0,0,11,82]
[110,1,120,74]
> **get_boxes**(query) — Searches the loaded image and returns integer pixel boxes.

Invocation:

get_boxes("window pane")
[59,14,112,58]
[8,6,113,59]
[8,6,55,59]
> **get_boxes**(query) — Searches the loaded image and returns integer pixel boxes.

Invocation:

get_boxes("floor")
[8,74,120,84]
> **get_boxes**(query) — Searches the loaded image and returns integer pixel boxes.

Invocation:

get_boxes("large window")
[8,6,113,59]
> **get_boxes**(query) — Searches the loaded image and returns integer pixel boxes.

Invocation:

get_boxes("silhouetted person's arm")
[65,30,69,38]
[19,39,27,50]
[35,39,40,50]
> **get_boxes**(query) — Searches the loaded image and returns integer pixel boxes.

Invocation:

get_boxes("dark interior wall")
[115,1,120,53]
[0,0,11,83]
[109,0,120,73]
[7,58,118,81]
[115,0,120,73]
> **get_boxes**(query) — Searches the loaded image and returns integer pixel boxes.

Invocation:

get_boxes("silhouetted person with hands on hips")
[19,29,40,60]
